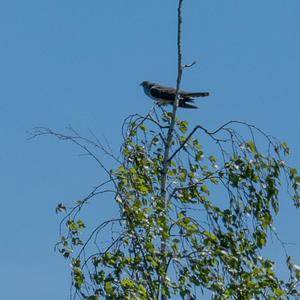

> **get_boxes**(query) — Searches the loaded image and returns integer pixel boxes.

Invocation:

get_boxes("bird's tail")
[179,99,197,109]
[181,91,209,98]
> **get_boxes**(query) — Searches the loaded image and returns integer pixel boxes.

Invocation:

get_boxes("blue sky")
[0,1,299,299]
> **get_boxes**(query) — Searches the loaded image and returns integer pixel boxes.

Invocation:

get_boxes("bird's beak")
[139,82,143,86]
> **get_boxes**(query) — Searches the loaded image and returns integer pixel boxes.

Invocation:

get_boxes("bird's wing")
[149,85,177,101]
[150,84,209,101]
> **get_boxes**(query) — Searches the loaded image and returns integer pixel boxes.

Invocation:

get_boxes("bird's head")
[140,80,156,88]
[140,81,149,87]
[140,81,155,98]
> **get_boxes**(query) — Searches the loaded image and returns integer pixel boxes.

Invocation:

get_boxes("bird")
[140,81,209,109]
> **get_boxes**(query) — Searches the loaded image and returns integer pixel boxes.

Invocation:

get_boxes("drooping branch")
[29,126,117,181]
[169,120,281,162]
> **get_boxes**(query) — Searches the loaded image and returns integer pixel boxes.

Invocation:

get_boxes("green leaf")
[246,141,257,153]
[104,281,114,294]
[163,112,173,121]
[255,230,267,248]
[67,220,78,231]
[260,213,273,228]
[121,278,135,288]
[138,285,147,297]
[139,123,147,132]
[200,185,210,195]
[179,168,187,182]
[77,219,86,230]
[193,139,203,150]
[290,167,298,178]
[281,142,290,155]
[195,150,204,161]
[72,258,81,267]
[87,296,99,300]
[55,203,66,213]
[203,230,217,242]
[168,168,177,176]
[274,288,285,296]
[73,267,85,289]
[208,155,217,163]
[146,255,158,268]
[179,121,188,133]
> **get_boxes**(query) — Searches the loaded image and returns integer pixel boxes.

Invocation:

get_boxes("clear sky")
[0,1,299,299]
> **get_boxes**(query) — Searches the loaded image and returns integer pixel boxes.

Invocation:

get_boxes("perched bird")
[140,81,209,109]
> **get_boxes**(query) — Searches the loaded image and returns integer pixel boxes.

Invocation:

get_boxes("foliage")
[39,108,300,299]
